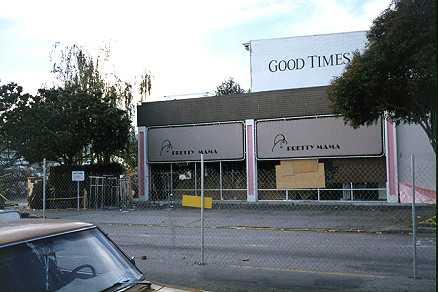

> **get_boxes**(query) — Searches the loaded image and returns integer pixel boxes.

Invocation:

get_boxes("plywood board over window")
[276,159,325,189]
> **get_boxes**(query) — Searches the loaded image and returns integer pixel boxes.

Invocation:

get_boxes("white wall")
[396,123,436,191]
[250,31,367,92]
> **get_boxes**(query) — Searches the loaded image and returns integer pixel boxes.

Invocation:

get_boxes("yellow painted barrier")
[182,195,212,209]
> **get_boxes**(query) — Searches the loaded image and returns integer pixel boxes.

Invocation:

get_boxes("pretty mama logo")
[160,140,218,156]
[272,134,340,152]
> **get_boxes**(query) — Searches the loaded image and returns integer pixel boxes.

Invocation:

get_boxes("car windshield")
[1,227,143,292]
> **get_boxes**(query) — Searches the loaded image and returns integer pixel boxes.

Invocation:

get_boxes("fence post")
[220,161,223,200]
[77,180,80,211]
[350,182,354,201]
[411,154,417,279]
[43,158,46,218]
[194,162,197,196]
[170,163,173,207]
[200,154,205,265]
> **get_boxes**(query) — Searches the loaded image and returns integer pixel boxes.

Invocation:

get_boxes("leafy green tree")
[0,83,47,163]
[2,42,143,166]
[87,90,131,164]
[0,83,131,165]
[215,77,247,96]
[327,0,436,153]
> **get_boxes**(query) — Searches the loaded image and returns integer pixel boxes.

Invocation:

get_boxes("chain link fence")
[1,158,436,281]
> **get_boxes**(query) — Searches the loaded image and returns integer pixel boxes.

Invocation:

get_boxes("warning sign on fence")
[72,171,85,182]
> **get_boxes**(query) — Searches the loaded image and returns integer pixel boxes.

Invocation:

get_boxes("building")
[137,31,436,204]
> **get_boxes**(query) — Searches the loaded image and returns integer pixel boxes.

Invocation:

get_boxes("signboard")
[147,122,244,162]
[256,116,383,159]
[72,171,85,182]
[249,31,367,91]
[71,170,85,211]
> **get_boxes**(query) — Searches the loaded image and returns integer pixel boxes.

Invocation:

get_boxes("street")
[40,205,436,291]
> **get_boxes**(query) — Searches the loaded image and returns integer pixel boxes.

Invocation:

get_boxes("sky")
[1,0,389,104]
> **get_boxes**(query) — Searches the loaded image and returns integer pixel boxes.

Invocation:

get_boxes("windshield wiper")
[101,277,151,292]
[100,277,130,292]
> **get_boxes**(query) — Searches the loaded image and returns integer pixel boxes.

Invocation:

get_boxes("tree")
[215,77,247,96]
[0,83,46,164]
[327,0,436,153]
[86,89,131,164]
[0,83,30,172]
[0,83,131,165]
[2,43,146,167]
[50,42,152,118]
[138,70,153,102]
[48,43,151,168]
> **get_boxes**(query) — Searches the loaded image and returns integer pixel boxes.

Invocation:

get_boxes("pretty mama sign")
[256,116,383,159]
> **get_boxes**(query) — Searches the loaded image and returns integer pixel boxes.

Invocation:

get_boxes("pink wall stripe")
[247,124,254,196]
[386,120,397,196]
[139,131,145,198]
